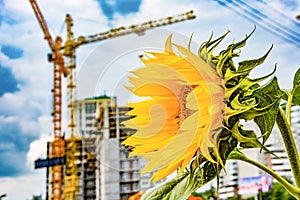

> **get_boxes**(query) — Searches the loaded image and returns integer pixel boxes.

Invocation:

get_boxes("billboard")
[238,175,272,195]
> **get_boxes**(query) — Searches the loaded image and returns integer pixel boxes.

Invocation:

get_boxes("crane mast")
[62,15,80,200]
[29,0,196,199]
[29,1,67,200]
[64,14,77,136]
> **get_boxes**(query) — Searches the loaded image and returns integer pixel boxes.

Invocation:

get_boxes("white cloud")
[0,171,46,200]
[27,133,52,165]
[1,0,300,199]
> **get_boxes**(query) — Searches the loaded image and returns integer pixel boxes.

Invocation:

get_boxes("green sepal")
[225,26,255,52]
[231,123,263,149]
[225,66,275,101]
[187,33,194,50]
[141,172,188,200]
[231,94,256,110]
[237,45,273,73]
[199,30,230,62]
[224,67,248,82]
[216,27,255,76]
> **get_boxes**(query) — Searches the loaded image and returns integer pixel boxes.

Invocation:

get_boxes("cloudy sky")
[0,0,299,199]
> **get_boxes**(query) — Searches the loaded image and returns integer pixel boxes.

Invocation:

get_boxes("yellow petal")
[122,35,225,182]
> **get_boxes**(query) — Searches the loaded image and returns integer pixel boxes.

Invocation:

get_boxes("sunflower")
[122,29,277,183]
[122,35,226,182]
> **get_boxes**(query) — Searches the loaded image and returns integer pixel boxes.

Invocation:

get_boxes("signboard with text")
[34,156,66,169]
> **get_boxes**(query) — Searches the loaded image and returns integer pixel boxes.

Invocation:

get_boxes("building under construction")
[45,95,164,199]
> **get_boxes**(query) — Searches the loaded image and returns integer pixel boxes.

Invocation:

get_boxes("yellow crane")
[29,1,195,199]
[64,12,195,199]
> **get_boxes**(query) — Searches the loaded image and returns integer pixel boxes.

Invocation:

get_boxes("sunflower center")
[178,85,196,124]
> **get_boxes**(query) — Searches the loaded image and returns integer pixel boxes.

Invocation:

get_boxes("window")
[121,161,129,169]
[85,103,96,113]
[132,182,139,190]
[121,172,129,180]
[121,183,129,192]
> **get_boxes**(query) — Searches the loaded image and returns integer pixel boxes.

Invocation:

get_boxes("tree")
[261,181,297,200]
[190,187,218,200]
[32,195,42,200]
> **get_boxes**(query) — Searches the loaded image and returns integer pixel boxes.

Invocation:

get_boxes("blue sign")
[34,156,66,169]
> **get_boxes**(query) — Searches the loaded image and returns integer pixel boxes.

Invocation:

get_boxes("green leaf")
[292,91,300,106]
[292,68,300,106]
[282,68,300,105]
[293,68,300,86]
[253,77,283,144]
[141,157,225,200]
[227,148,246,160]
[281,89,290,102]
[141,170,207,200]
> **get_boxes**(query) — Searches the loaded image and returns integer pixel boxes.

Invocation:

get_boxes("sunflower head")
[122,28,281,184]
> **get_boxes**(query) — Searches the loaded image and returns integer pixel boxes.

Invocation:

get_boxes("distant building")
[218,160,239,199]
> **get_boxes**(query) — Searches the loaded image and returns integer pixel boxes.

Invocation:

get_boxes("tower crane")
[29,0,195,199]
[29,1,67,200]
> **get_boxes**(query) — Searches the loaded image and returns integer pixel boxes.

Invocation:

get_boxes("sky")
[0,0,299,199]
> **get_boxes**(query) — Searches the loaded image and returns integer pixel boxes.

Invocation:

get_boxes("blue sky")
[0,0,299,199]
[97,0,142,20]
[0,64,19,97]
[0,45,22,98]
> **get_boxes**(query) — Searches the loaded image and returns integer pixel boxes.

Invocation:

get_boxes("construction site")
[28,0,196,199]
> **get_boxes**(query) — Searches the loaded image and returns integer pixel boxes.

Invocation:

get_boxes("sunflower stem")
[276,107,300,188]
[228,149,300,199]
[286,88,296,124]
